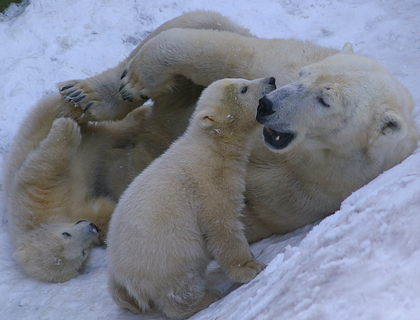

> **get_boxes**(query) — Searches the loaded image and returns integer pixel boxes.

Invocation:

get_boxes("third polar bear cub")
[107,77,276,319]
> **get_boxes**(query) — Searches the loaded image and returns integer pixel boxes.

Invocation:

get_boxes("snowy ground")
[1,1,420,319]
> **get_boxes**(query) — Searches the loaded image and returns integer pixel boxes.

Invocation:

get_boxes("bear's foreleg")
[108,273,143,314]
[3,95,83,200]
[119,28,256,101]
[59,11,251,122]
[10,118,81,228]
[202,211,266,284]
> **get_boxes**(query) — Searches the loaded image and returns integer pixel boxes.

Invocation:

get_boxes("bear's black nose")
[257,96,275,118]
[90,223,99,233]
[269,77,275,85]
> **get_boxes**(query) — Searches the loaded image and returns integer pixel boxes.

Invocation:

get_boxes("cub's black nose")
[257,96,275,118]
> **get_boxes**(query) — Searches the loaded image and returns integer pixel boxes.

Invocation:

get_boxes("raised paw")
[124,105,151,125]
[119,68,150,102]
[227,259,266,283]
[49,117,82,147]
[119,53,175,101]
[58,80,101,115]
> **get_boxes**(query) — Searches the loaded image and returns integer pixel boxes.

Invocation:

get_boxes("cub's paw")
[124,105,151,125]
[50,117,82,147]
[59,80,102,115]
[227,259,266,283]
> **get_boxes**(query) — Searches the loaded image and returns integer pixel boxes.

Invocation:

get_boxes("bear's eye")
[240,86,248,94]
[317,97,330,108]
[62,232,72,239]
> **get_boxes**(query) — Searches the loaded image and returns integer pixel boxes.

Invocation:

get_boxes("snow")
[1,0,420,319]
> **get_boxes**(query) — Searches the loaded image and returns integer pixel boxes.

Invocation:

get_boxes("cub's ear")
[379,110,408,141]
[13,244,30,264]
[195,109,218,129]
[341,42,354,54]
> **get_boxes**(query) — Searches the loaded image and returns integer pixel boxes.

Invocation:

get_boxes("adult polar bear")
[4,10,417,282]
[109,13,418,241]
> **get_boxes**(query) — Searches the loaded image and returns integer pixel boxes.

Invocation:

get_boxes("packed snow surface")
[1,1,419,319]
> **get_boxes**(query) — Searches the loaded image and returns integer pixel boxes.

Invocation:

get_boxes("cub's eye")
[62,232,72,239]
[240,86,248,94]
[317,97,330,108]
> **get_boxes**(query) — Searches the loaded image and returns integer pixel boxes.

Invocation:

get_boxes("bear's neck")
[208,130,252,160]
[183,128,253,169]
[284,144,381,199]
[175,132,250,197]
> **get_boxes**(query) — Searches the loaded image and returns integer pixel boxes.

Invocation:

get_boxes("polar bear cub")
[107,77,276,319]
[3,93,151,282]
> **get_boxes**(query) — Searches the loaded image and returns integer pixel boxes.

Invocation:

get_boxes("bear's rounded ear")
[196,109,217,129]
[341,42,354,54]
[379,110,408,141]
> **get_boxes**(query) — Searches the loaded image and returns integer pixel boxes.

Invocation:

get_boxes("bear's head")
[256,43,418,166]
[191,77,276,139]
[13,220,98,283]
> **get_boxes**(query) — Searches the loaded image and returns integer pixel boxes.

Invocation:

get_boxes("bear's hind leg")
[157,271,222,319]
[160,288,222,319]
[108,274,143,314]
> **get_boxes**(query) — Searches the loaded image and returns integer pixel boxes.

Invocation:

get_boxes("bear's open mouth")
[263,126,295,150]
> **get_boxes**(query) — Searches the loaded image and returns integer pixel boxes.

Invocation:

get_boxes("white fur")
[107,78,273,319]
[120,19,418,241]
[4,11,418,283]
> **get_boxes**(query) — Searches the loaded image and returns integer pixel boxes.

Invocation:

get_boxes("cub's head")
[191,77,276,138]
[256,43,418,165]
[13,220,98,283]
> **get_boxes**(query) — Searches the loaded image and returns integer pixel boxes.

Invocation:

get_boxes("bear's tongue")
[265,126,281,141]
[263,126,295,150]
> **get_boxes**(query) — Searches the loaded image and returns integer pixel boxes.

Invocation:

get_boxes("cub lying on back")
[106,77,276,319]
[3,93,151,282]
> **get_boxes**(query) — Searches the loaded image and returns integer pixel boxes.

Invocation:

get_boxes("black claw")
[140,94,149,100]
[84,102,94,113]
[73,94,87,103]
[60,84,74,91]
[120,69,128,79]
[65,90,76,99]
[69,91,82,99]
[121,91,133,101]
[119,84,125,92]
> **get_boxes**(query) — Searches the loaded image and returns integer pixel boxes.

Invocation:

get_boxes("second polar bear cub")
[107,77,275,319]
